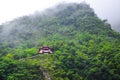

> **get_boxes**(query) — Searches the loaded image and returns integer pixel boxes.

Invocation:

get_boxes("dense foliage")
[0,2,120,80]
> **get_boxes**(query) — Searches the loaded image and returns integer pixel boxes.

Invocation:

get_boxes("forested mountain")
[0,2,120,80]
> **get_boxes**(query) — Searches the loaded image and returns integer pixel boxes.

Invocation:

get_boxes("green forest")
[0,2,120,80]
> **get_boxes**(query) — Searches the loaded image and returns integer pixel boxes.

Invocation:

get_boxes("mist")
[0,0,120,32]
[86,0,120,31]
[43,0,120,31]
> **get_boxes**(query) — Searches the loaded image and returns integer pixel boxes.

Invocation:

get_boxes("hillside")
[0,2,120,80]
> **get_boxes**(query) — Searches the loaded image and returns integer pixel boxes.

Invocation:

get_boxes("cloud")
[0,0,63,24]
[0,0,120,31]
[86,0,120,30]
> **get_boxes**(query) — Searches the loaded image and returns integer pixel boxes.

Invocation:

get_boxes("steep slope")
[0,3,118,48]
[0,2,120,80]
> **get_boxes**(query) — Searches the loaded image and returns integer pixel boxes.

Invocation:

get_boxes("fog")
[0,0,120,31]
[86,0,120,31]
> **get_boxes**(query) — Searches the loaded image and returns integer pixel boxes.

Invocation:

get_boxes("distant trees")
[0,2,119,80]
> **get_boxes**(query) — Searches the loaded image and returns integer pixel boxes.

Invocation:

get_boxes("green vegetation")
[0,2,120,80]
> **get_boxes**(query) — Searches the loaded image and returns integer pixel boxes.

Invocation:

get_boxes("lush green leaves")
[0,2,120,80]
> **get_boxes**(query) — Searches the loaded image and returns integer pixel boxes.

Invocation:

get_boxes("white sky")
[0,0,120,28]
[0,0,84,24]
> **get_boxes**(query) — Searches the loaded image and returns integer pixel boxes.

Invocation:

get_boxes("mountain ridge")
[0,2,120,80]
[0,2,119,46]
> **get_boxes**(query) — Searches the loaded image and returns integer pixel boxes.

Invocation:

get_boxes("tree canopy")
[0,2,120,80]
